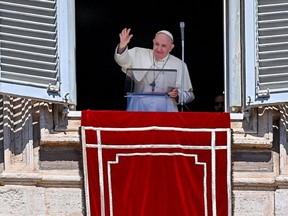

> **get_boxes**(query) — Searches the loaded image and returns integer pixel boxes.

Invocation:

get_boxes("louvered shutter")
[245,0,288,107]
[0,0,76,105]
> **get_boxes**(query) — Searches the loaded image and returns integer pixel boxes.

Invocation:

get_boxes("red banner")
[81,110,231,216]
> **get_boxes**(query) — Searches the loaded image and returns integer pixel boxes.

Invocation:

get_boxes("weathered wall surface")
[231,106,288,216]
[0,99,84,216]
[0,99,287,215]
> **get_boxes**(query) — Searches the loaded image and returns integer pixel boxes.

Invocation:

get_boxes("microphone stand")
[180,22,185,112]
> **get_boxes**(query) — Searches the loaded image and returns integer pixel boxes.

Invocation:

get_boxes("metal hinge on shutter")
[48,79,60,93]
[256,89,270,98]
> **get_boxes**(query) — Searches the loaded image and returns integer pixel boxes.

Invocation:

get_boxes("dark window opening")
[75,1,224,112]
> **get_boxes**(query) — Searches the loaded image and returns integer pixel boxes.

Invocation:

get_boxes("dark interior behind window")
[75,1,223,112]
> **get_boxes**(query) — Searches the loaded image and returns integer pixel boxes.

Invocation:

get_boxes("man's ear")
[170,44,175,52]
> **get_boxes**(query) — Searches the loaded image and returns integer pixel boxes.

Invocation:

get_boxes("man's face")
[214,95,224,112]
[153,33,174,61]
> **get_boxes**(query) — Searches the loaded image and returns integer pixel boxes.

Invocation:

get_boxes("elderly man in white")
[114,28,195,112]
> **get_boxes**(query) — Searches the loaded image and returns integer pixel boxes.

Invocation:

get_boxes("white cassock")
[114,46,195,112]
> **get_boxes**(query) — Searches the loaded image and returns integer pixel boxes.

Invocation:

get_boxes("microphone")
[179,21,185,112]
[180,22,185,41]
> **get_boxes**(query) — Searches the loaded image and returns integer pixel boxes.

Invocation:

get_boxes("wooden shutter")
[245,0,288,106]
[0,0,76,105]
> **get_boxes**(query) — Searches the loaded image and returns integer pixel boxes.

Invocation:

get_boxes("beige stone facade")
[0,98,288,215]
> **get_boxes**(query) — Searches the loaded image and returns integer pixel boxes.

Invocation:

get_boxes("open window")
[1,1,225,112]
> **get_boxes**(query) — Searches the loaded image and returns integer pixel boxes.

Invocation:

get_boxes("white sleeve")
[177,89,195,104]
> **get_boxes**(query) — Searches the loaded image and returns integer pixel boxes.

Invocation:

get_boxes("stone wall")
[0,100,288,215]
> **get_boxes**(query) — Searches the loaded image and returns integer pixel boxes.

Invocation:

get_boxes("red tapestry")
[81,110,231,216]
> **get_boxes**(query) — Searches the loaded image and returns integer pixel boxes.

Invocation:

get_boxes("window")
[75,1,224,112]
[1,1,224,112]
